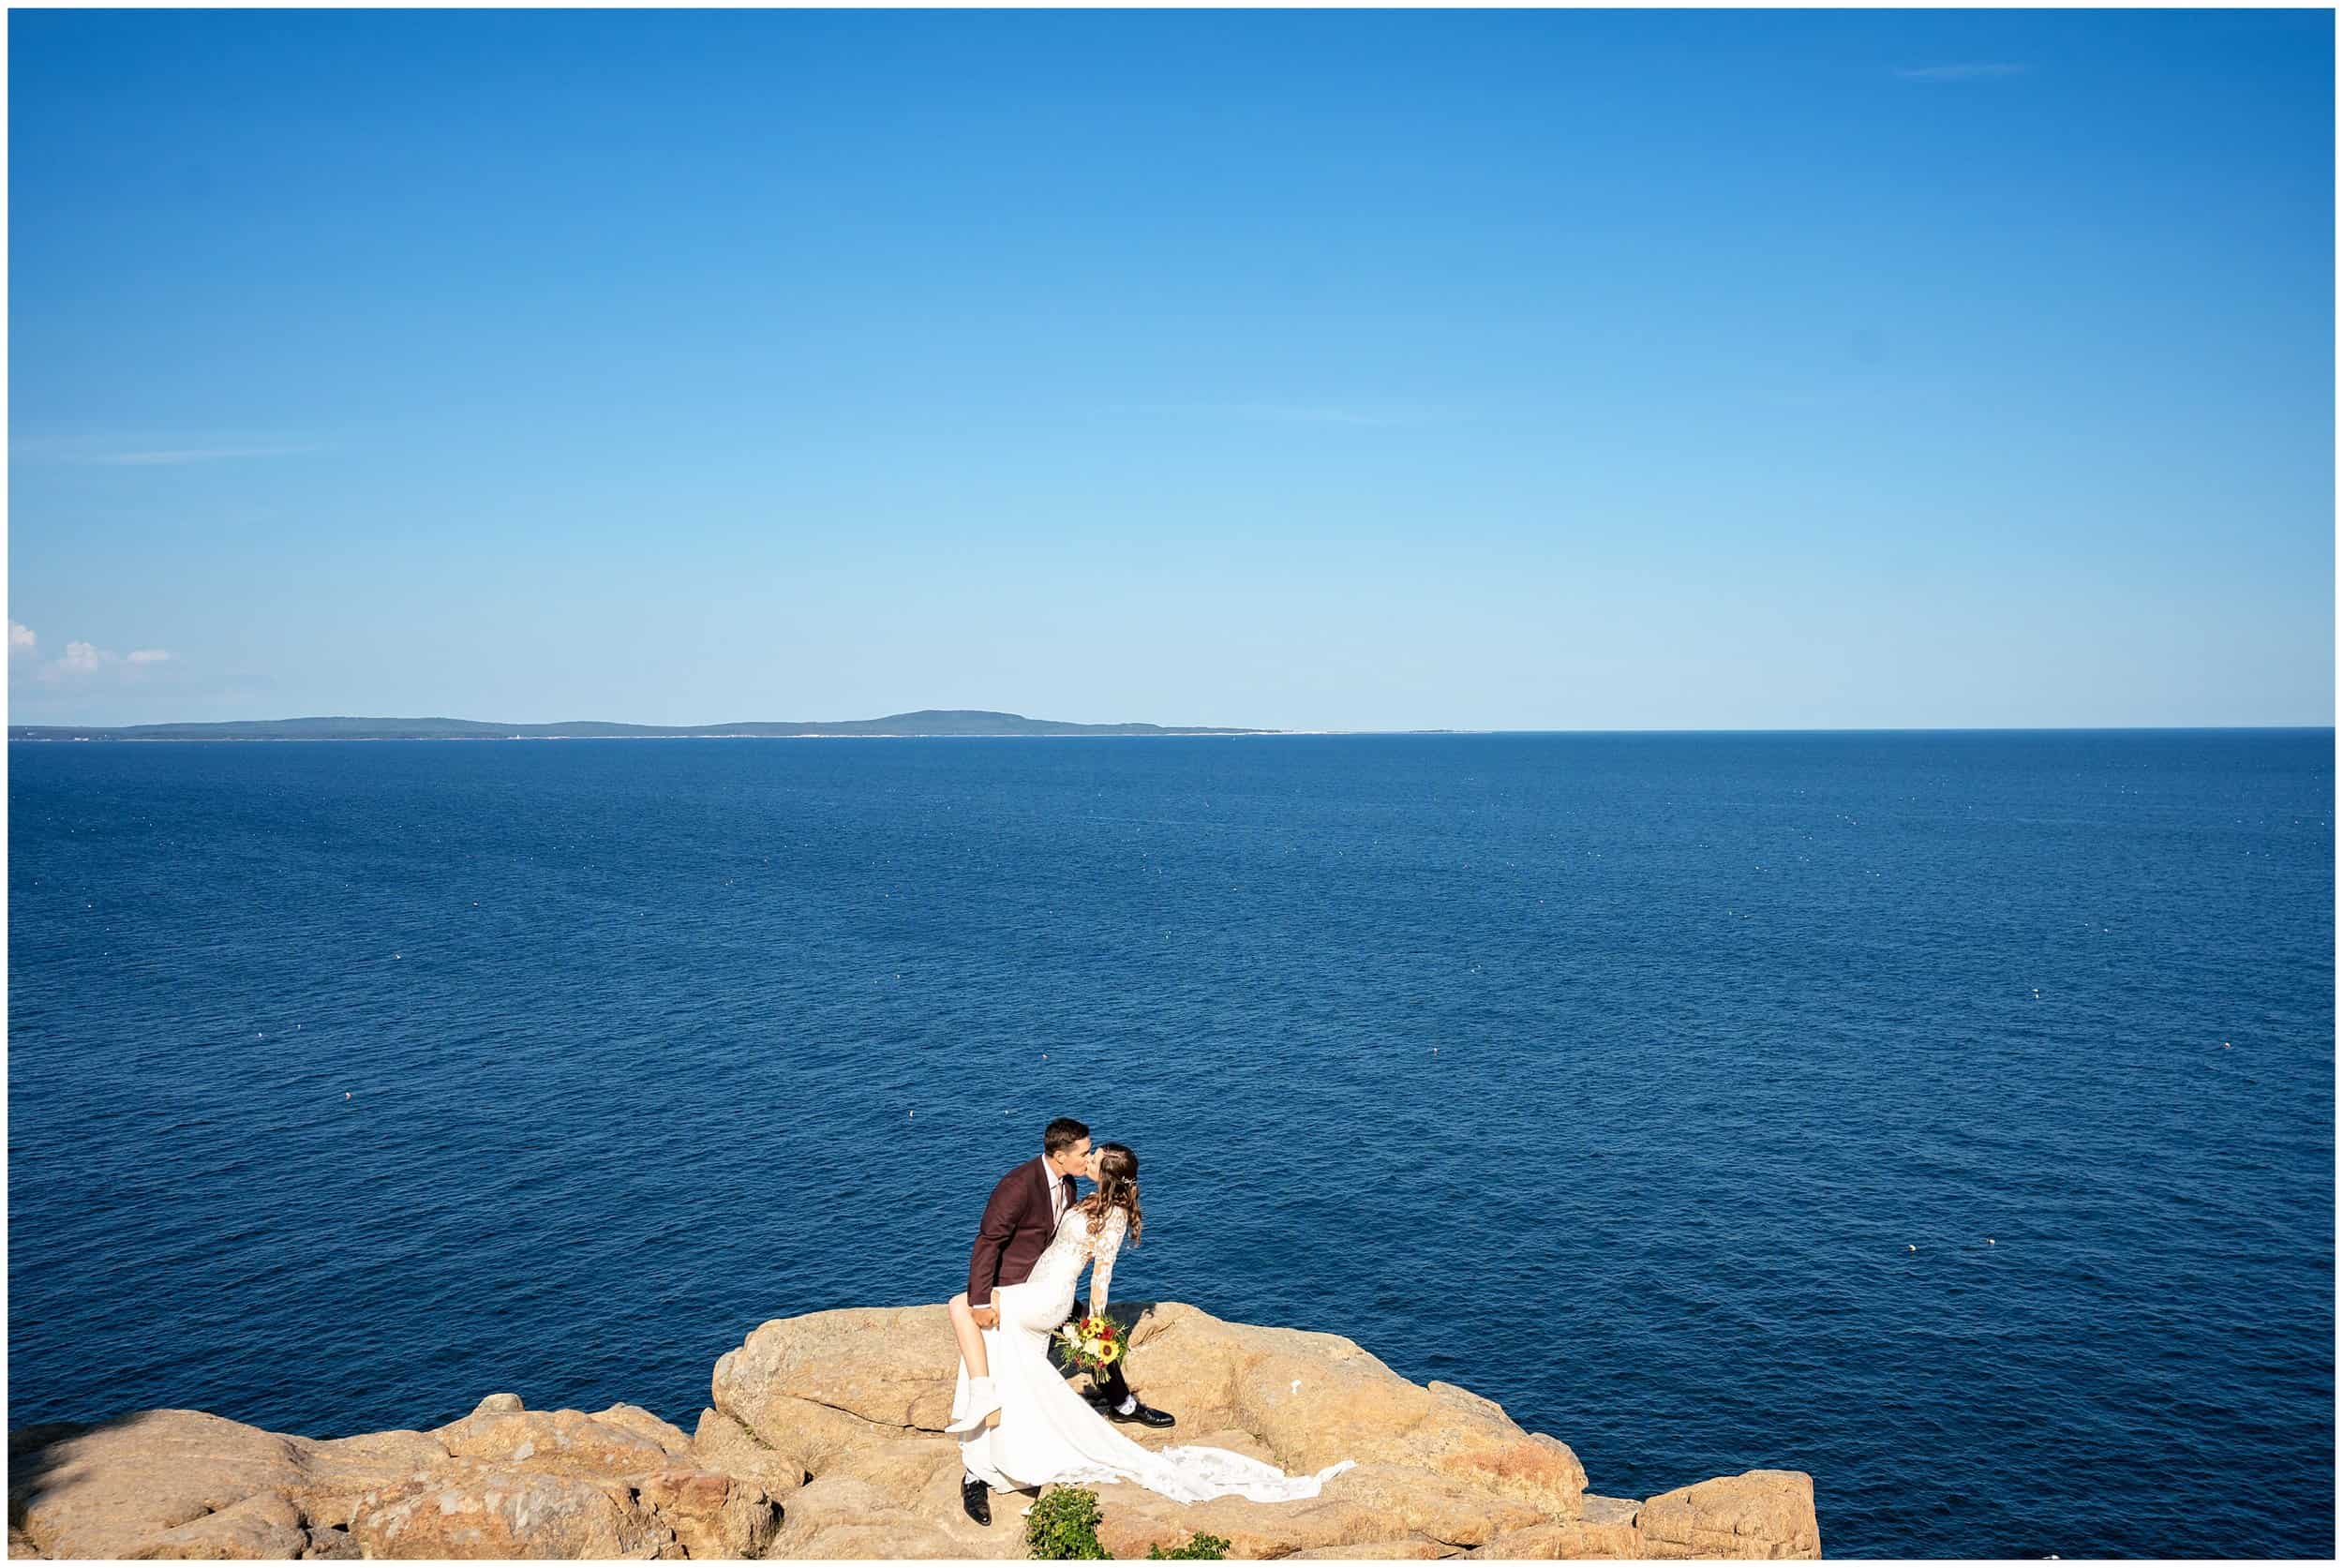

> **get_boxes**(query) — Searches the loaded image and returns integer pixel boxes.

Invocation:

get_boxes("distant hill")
[7,709,1276,741]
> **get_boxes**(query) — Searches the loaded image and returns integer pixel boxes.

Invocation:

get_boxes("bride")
[943,1142,1352,1520]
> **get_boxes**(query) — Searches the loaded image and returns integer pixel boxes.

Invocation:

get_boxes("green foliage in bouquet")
[1146,1531,1232,1560]
[1024,1486,1110,1561]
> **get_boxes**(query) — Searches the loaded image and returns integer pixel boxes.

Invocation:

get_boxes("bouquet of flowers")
[1055,1311,1126,1377]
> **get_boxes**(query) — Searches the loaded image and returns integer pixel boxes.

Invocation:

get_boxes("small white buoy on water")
[1987,1238,1995,1246]
[344,1092,351,1101]
[1907,1245,1917,1252]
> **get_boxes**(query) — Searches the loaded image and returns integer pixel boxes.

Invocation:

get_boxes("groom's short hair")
[1043,1117,1090,1155]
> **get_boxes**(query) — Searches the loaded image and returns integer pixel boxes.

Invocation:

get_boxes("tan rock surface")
[8,1302,1820,1560]
[1632,1470,1821,1561]
[122,1492,307,1561]
[1470,1477,1825,1561]
[1085,1481,1382,1561]
[1284,1541,1462,1561]
[345,1461,659,1559]
[9,1411,309,1561]
[702,1390,880,1482]
[281,1429,452,1531]
[596,1405,697,1459]
[637,1467,783,1560]
[689,1409,809,1501]
[714,1307,957,1433]
[431,1405,679,1478]
[1469,1493,1644,1560]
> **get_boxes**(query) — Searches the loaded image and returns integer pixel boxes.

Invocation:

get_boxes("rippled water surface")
[8,732,2334,1556]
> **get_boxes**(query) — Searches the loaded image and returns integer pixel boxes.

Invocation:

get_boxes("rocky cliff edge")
[7,1302,1819,1561]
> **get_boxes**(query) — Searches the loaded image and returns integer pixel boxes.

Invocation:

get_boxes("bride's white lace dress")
[952,1206,1354,1502]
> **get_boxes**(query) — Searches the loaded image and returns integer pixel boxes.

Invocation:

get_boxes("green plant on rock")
[1146,1531,1231,1560]
[1024,1485,1111,1560]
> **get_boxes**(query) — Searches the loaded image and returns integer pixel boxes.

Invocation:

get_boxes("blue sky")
[8,8,2334,729]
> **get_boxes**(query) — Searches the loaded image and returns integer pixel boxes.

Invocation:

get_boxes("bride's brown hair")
[1079,1142,1142,1247]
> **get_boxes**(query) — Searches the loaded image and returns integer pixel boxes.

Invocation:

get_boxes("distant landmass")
[6,709,1276,742]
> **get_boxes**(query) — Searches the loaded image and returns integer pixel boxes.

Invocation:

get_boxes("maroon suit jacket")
[967,1157,1076,1309]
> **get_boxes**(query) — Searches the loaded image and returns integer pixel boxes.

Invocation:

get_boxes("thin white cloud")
[88,445,317,466]
[54,641,105,677]
[10,433,321,467]
[14,632,177,684]
[1896,63,2029,82]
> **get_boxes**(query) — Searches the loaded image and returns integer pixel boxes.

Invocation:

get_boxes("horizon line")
[7,715,2334,739]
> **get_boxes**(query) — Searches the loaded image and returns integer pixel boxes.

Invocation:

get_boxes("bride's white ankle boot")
[948,1377,1001,1435]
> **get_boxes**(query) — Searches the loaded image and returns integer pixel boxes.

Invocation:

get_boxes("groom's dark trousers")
[967,1157,1137,1407]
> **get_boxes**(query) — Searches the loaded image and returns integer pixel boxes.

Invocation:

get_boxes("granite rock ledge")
[7,1302,1820,1560]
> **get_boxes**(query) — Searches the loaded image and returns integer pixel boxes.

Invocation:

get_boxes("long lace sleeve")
[1087,1208,1127,1314]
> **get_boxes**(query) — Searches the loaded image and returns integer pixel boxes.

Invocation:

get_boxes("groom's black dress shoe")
[1087,1389,1176,1428]
[1112,1400,1175,1428]
[961,1477,992,1526]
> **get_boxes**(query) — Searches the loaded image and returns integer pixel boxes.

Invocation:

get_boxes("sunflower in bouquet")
[1056,1311,1127,1377]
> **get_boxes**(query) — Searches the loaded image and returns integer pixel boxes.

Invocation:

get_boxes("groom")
[961,1117,1173,1523]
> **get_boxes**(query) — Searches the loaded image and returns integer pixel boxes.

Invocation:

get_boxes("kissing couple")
[945,1118,1353,1525]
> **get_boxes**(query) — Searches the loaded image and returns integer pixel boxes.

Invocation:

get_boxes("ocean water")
[7,730,2333,1558]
